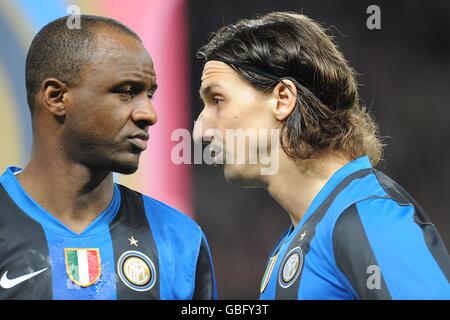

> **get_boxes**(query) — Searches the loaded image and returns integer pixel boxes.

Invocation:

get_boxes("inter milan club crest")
[117,250,156,292]
[64,248,101,287]
[278,246,303,288]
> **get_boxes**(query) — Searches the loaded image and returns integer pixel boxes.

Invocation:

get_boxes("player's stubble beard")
[221,145,266,189]
[61,128,143,176]
[80,144,142,176]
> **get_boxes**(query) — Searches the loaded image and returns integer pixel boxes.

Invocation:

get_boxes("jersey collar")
[0,166,121,237]
[297,155,373,230]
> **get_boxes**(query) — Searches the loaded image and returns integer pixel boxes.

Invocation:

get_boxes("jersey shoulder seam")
[141,193,202,233]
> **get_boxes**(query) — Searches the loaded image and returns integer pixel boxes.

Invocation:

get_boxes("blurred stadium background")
[0,0,448,299]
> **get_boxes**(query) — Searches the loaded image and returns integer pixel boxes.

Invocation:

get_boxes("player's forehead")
[200,60,244,94]
[201,61,239,82]
[85,32,156,86]
[94,28,146,60]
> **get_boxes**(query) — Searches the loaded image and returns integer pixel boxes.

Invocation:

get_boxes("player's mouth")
[209,145,224,167]
[128,133,149,151]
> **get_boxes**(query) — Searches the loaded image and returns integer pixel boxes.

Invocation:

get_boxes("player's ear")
[272,79,297,121]
[41,78,68,117]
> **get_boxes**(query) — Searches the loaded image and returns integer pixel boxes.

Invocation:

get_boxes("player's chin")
[110,153,141,175]
[223,164,262,188]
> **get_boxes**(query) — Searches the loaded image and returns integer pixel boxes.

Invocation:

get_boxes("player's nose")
[132,98,158,129]
[193,110,213,145]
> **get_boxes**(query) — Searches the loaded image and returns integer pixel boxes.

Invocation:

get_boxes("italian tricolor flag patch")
[65,248,101,287]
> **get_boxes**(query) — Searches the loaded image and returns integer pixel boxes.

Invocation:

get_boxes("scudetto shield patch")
[65,248,101,287]
[260,253,279,293]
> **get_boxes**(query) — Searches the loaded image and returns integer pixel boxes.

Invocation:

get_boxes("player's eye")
[146,90,155,100]
[117,88,136,101]
[213,96,224,106]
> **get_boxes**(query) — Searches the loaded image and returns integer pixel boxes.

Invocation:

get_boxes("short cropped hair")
[198,12,383,165]
[25,14,141,113]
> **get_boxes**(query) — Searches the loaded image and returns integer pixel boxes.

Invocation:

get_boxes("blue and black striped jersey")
[260,156,449,300]
[0,166,217,300]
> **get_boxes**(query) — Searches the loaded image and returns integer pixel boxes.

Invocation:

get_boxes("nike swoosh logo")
[0,268,48,289]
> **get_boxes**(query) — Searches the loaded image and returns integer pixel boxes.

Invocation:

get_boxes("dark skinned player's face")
[62,29,158,174]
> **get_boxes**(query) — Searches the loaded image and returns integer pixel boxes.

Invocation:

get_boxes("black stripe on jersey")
[192,238,215,300]
[275,168,372,299]
[333,204,392,299]
[0,185,52,299]
[373,170,450,282]
[109,185,160,299]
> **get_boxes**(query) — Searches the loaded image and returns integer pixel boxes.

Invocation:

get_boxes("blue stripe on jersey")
[0,167,121,237]
[297,171,385,299]
[0,167,121,299]
[260,156,450,299]
[296,156,374,230]
[299,172,387,299]
[1,166,217,299]
[142,196,205,299]
[356,199,450,299]
[44,228,118,299]
[260,156,374,299]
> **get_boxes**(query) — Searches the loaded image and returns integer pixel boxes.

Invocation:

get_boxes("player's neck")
[16,151,115,234]
[266,151,350,227]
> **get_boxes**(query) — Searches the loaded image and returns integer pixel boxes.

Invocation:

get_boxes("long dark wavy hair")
[198,12,383,165]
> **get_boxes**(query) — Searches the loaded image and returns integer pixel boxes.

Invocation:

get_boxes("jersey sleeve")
[332,198,450,300]
[192,232,217,300]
